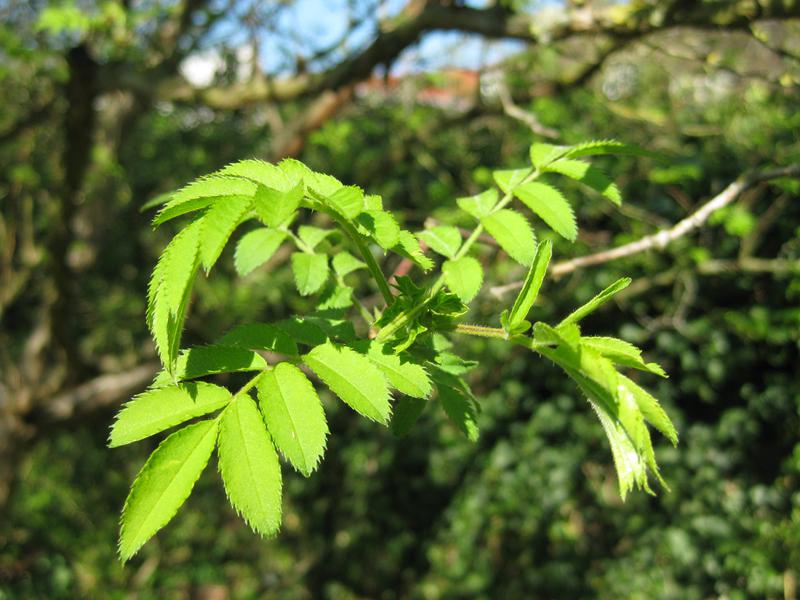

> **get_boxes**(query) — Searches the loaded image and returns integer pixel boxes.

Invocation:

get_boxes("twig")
[490,164,800,296]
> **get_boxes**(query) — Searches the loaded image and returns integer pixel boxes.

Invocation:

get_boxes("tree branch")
[491,165,800,296]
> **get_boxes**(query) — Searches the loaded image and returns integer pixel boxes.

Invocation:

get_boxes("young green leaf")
[457,189,498,220]
[493,168,531,194]
[199,195,252,272]
[149,217,202,370]
[332,251,366,277]
[417,225,462,259]
[298,225,333,250]
[558,277,631,327]
[364,342,432,399]
[508,239,552,326]
[390,397,427,437]
[564,139,646,159]
[291,252,329,296]
[218,395,283,536]
[153,176,256,226]
[234,228,286,276]
[172,345,267,381]
[326,185,364,220]
[393,230,434,271]
[618,374,678,445]
[218,323,299,356]
[217,159,292,191]
[442,256,483,302]
[303,341,391,424]
[546,159,622,205]
[109,382,230,448]
[119,419,218,560]
[581,336,667,377]
[356,210,400,249]
[514,182,577,241]
[317,282,353,310]
[529,142,569,169]
[257,362,329,476]
[438,384,479,441]
[253,183,302,228]
[481,209,536,266]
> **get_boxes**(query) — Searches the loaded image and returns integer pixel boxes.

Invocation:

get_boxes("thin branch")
[490,165,800,296]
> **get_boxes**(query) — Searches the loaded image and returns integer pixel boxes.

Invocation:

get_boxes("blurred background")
[1,0,800,598]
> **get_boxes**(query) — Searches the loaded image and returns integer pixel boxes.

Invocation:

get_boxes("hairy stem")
[453,323,507,339]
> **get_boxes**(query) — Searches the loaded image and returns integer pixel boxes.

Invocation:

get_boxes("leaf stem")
[375,169,539,344]
[453,323,508,339]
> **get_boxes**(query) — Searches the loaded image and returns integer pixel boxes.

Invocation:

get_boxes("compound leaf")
[217,159,292,191]
[258,363,328,476]
[154,176,256,226]
[393,230,434,271]
[110,382,230,448]
[326,185,364,220]
[303,341,391,424]
[218,323,299,356]
[493,168,531,194]
[119,419,218,560]
[391,397,427,437]
[438,384,479,441]
[356,210,400,249]
[218,395,283,537]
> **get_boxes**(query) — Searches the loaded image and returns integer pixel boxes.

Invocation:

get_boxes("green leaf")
[172,345,267,381]
[417,225,462,259]
[217,159,292,191]
[442,256,483,302]
[253,183,303,228]
[298,225,333,250]
[438,384,479,441]
[529,142,569,169]
[481,209,536,266]
[303,341,391,424]
[356,210,400,249]
[618,374,678,445]
[332,251,366,277]
[514,182,577,241]
[218,395,283,536]
[275,317,328,347]
[119,419,218,560]
[457,189,498,219]
[393,230,434,271]
[581,336,667,377]
[277,158,312,189]
[326,185,364,219]
[558,277,631,327]
[149,217,202,371]
[200,195,252,272]
[508,239,552,326]
[291,253,329,296]
[110,382,230,448]
[364,342,432,399]
[154,176,256,226]
[218,323,299,356]
[493,168,531,194]
[546,159,622,205]
[564,139,647,159]
[234,228,286,276]
[257,363,329,476]
[390,397,427,437]
[317,282,353,310]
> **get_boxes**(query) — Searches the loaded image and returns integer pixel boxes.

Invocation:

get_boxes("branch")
[100,0,800,109]
[491,165,800,296]
[44,363,159,421]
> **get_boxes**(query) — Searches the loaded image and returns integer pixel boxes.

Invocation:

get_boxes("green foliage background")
[2,8,800,599]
